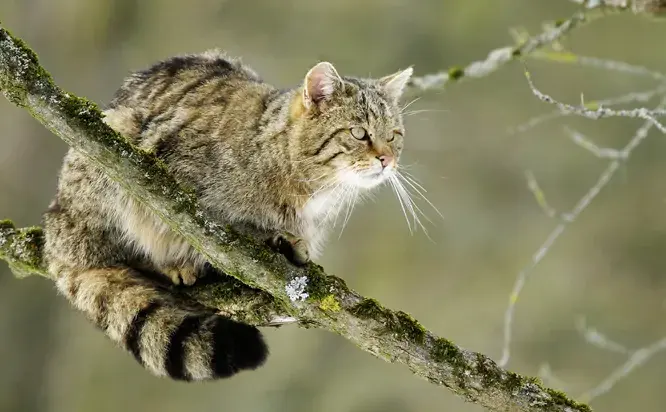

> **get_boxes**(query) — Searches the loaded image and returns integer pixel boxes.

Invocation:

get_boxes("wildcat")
[43,50,413,381]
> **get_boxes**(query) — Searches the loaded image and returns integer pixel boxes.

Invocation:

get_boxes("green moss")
[0,219,15,230]
[546,388,592,412]
[0,224,46,278]
[351,299,426,344]
[477,363,593,412]
[319,294,341,312]
[447,67,464,80]
[584,100,599,110]
[351,298,384,318]
[393,311,426,344]
[304,263,348,301]
[431,337,464,364]
[0,26,54,106]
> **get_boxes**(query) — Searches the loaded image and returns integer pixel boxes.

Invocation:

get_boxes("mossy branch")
[0,22,592,412]
[0,221,288,326]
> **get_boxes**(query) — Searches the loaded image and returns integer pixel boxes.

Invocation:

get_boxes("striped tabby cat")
[43,51,413,381]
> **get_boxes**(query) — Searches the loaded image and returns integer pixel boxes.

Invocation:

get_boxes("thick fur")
[43,50,412,381]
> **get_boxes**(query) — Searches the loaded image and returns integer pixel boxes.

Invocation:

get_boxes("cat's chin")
[344,171,389,189]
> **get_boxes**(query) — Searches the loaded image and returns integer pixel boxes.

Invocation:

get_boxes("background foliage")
[1,1,665,411]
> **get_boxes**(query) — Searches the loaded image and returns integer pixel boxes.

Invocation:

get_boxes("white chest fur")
[299,186,349,257]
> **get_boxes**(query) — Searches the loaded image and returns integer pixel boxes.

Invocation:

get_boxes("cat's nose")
[377,155,393,169]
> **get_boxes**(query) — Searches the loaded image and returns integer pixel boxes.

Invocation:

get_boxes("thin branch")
[581,336,666,402]
[498,75,666,368]
[525,171,558,218]
[524,69,666,132]
[531,51,666,81]
[575,317,630,355]
[570,0,666,15]
[507,84,666,135]
[0,22,591,412]
[574,317,666,403]
[407,4,633,92]
[539,317,666,403]
[563,126,624,159]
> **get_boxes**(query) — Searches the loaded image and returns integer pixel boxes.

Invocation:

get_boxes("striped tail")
[54,267,268,381]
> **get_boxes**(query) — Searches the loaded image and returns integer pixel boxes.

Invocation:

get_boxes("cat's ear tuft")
[303,62,343,109]
[379,67,413,101]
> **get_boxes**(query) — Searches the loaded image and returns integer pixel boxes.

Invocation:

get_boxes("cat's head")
[291,62,412,190]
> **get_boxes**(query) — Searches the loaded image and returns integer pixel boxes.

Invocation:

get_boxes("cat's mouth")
[336,162,394,189]
[349,168,392,189]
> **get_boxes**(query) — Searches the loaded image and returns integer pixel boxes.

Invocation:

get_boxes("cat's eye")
[350,127,368,140]
[387,130,402,142]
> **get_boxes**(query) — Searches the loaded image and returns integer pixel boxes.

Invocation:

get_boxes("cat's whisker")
[396,169,429,193]
[338,187,358,239]
[394,176,419,228]
[388,175,413,234]
[391,176,433,241]
[401,96,422,113]
[394,175,436,227]
[299,164,356,202]
[318,182,348,229]
[402,109,449,117]
[395,162,417,171]
[330,184,350,229]
[297,172,331,183]
[396,172,444,220]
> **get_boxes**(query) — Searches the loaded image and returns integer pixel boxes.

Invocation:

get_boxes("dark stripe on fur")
[311,128,347,156]
[154,113,203,159]
[92,292,110,331]
[124,301,161,364]
[165,313,210,381]
[311,135,336,157]
[210,317,268,378]
[67,272,81,299]
[321,151,343,165]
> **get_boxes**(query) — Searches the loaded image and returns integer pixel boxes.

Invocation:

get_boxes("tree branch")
[0,221,291,326]
[408,7,607,91]
[0,21,592,412]
[408,2,664,92]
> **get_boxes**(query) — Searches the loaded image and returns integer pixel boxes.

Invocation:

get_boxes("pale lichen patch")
[285,275,309,302]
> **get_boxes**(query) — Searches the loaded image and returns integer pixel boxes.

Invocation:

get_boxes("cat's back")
[108,50,263,111]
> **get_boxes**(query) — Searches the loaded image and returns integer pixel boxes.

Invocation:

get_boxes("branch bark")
[0,21,592,412]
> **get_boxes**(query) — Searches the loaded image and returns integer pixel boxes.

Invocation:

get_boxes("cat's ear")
[379,67,413,102]
[303,62,344,109]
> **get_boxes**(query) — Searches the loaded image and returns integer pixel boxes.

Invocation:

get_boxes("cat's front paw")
[269,232,310,266]
[160,263,199,286]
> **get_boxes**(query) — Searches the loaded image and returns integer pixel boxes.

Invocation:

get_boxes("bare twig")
[542,317,666,403]
[525,171,558,218]
[575,318,666,402]
[407,1,651,92]
[499,83,666,368]
[408,11,597,91]
[524,69,666,133]
[531,52,666,81]
[0,22,591,412]
[564,127,624,159]
[570,0,666,15]
[508,84,666,135]
[575,317,630,355]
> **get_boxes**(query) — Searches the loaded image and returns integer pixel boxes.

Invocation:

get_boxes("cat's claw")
[270,233,310,266]
[161,264,199,286]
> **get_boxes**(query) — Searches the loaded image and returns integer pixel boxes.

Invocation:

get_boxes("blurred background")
[2,0,666,411]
